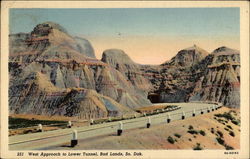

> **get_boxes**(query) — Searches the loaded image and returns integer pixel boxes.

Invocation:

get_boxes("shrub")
[231,120,240,126]
[229,131,235,137]
[217,130,223,138]
[229,110,236,114]
[174,133,181,138]
[216,137,225,145]
[188,130,198,135]
[199,130,206,136]
[193,143,203,150]
[226,125,233,129]
[217,119,225,124]
[211,128,215,134]
[167,136,175,144]
[188,125,194,130]
[23,129,34,134]
[224,127,229,131]
[224,144,234,150]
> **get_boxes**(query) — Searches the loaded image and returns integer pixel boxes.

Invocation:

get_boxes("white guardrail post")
[134,114,137,118]
[90,119,94,125]
[38,124,43,132]
[192,109,196,117]
[147,117,151,128]
[201,108,204,114]
[117,121,123,136]
[71,129,78,147]
[182,111,185,120]
[67,121,72,128]
[207,107,210,113]
[212,105,215,111]
[167,114,171,123]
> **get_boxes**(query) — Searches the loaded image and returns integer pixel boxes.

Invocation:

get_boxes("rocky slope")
[189,47,240,107]
[9,22,240,119]
[9,22,151,119]
[143,45,240,107]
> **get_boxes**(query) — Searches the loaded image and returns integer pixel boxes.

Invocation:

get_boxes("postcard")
[1,1,249,159]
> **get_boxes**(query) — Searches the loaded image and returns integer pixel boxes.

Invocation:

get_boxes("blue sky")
[10,8,239,37]
[9,8,240,64]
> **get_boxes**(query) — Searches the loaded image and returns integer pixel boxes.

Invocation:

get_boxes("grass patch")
[9,117,67,129]
[199,130,206,136]
[193,143,203,150]
[174,133,181,138]
[167,136,175,144]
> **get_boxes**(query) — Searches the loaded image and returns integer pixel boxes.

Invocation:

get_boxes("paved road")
[9,102,222,150]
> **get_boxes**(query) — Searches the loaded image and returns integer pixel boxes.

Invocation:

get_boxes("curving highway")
[9,102,222,150]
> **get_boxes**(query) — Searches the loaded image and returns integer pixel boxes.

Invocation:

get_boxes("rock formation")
[9,22,151,119]
[144,45,240,107]
[9,22,240,120]
[189,47,240,107]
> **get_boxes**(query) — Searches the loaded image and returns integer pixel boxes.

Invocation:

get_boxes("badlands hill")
[9,22,240,119]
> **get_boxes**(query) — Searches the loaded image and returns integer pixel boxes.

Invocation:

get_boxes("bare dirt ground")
[54,107,240,150]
